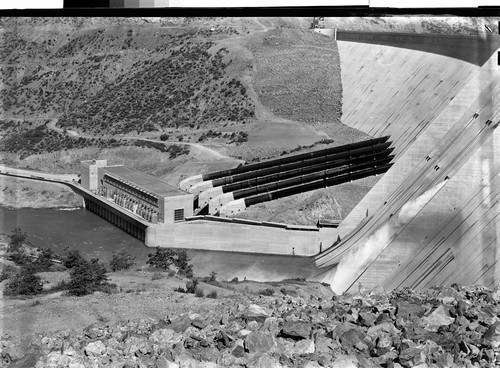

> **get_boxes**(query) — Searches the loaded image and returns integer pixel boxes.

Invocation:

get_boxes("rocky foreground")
[2,284,500,368]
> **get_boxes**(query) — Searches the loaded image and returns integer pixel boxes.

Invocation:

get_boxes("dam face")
[315,32,500,293]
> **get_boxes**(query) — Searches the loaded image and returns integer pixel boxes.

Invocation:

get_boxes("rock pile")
[2,284,500,368]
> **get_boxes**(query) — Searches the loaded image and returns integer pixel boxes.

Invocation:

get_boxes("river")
[0,206,315,281]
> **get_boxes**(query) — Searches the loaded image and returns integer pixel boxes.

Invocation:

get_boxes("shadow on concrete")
[337,31,500,66]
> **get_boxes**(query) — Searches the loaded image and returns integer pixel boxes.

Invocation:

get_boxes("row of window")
[103,174,159,206]
[98,186,164,223]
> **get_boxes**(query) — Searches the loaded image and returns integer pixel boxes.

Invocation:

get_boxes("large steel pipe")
[219,164,392,216]
[208,155,393,214]
[221,148,394,193]
[233,156,394,200]
[244,164,393,208]
[202,136,391,181]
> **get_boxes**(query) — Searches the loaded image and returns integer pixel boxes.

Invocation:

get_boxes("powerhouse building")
[80,159,194,224]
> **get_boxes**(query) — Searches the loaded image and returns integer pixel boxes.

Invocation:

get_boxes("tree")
[147,247,193,278]
[147,247,176,270]
[5,265,44,296]
[7,227,28,253]
[62,249,85,269]
[109,251,136,272]
[67,258,110,296]
[32,248,56,272]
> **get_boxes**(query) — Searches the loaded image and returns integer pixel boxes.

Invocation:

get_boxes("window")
[174,209,185,222]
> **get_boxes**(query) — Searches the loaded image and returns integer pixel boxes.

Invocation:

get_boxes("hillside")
[2,16,491,224]
[1,17,364,224]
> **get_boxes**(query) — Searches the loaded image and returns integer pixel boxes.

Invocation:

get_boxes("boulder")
[168,314,192,333]
[359,312,377,327]
[398,346,426,368]
[243,304,268,323]
[244,330,275,354]
[396,301,426,322]
[421,305,455,332]
[339,329,365,351]
[84,341,106,357]
[192,317,210,330]
[280,321,312,340]
[315,336,340,355]
[232,344,245,358]
[294,338,315,355]
[149,328,184,348]
[329,354,359,368]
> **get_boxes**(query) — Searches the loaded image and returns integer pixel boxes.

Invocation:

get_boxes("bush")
[147,248,193,278]
[32,248,56,272]
[8,249,31,266]
[7,227,28,253]
[174,286,186,293]
[195,288,205,298]
[185,278,199,294]
[209,271,217,283]
[67,258,112,296]
[258,288,275,296]
[207,290,218,299]
[109,251,135,272]
[160,133,169,141]
[5,266,43,296]
[62,249,85,269]
[0,264,18,282]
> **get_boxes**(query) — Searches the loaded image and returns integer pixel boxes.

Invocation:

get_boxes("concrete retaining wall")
[148,219,321,256]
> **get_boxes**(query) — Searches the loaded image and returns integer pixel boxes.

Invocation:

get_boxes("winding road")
[45,119,231,161]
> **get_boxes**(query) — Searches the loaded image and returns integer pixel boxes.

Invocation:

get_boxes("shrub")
[109,251,135,272]
[8,249,31,266]
[159,133,169,141]
[67,258,112,296]
[4,266,43,296]
[207,290,218,299]
[62,249,85,269]
[32,248,56,272]
[209,271,217,283]
[0,264,18,282]
[258,288,275,296]
[185,278,199,294]
[7,227,28,253]
[147,248,193,278]
[230,277,239,283]
[174,286,186,293]
[147,247,175,270]
[195,288,205,298]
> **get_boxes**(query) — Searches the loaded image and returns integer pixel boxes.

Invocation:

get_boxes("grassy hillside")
[248,28,342,124]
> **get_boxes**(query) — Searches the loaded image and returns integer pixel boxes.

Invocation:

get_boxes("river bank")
[0,176,82,209]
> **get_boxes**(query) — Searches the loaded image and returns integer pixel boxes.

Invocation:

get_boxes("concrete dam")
[311,30,500,293]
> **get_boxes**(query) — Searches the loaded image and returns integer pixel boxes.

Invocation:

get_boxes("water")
[0,206,315,281]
